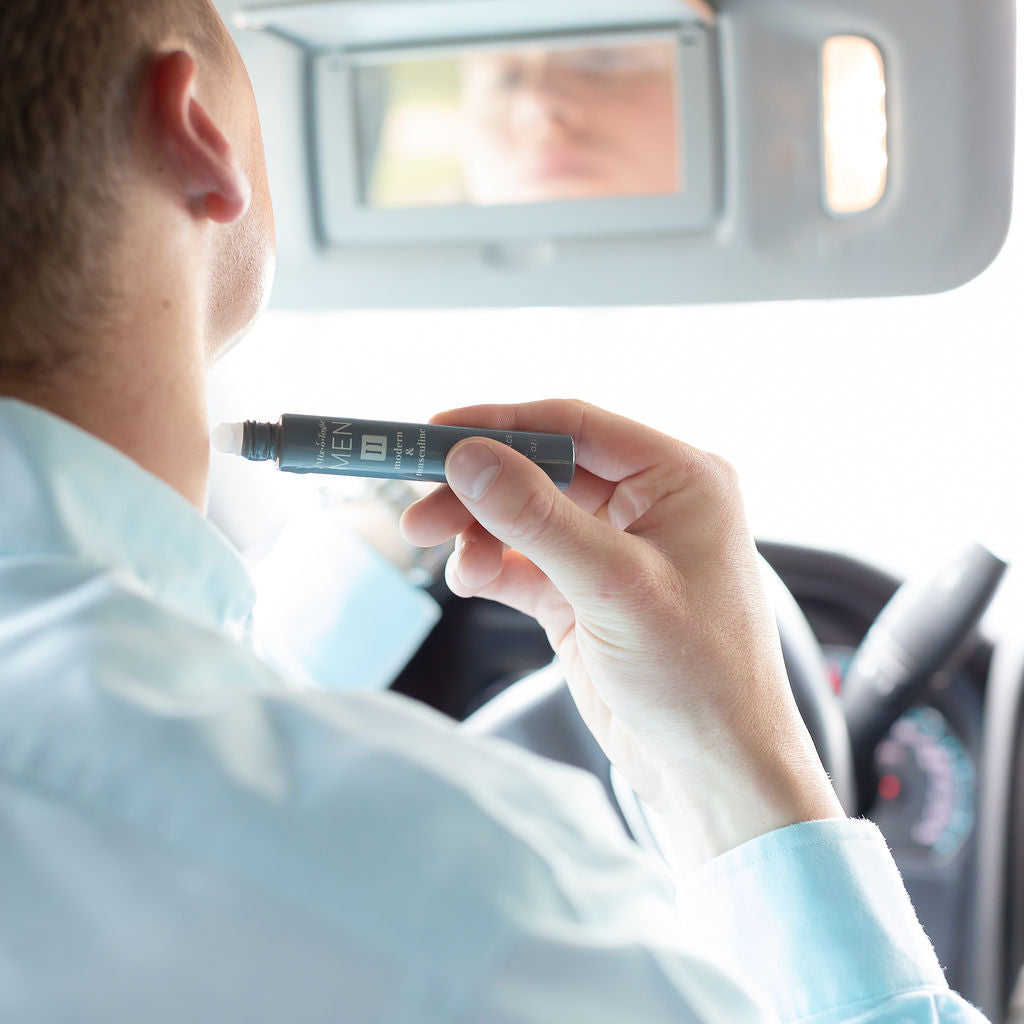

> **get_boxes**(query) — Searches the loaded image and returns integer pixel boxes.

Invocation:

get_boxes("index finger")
[429,399,697,483]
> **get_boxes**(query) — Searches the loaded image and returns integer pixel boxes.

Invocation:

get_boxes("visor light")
[823,35,888,215]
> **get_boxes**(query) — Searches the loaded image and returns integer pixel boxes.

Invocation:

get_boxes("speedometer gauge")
[870,707,975,864]
[823,645,976,865]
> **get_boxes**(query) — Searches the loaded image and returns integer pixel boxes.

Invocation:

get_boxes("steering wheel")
[462,556,857,859]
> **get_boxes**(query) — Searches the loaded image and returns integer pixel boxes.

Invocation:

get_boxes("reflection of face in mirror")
[458,42,680,205]
[357,38,682,209]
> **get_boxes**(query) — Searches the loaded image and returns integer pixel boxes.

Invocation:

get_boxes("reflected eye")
[561,49,621,74]
[487,63,526,92]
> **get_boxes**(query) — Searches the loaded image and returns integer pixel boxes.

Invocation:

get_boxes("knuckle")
[613,472,666,526]
[692,450,741,501]
[563,398,593,432]
[707,452,740,487]
[575,399,596,426]
[504,485,559,546]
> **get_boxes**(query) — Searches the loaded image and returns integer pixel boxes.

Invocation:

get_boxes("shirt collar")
[0,398,255,635]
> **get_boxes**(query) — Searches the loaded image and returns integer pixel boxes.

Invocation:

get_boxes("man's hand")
[400,400,843,873]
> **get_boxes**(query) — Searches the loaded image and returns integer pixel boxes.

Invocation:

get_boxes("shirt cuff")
[673,817,949,1023]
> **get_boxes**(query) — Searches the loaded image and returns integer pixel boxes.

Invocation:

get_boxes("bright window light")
[823,35,888,214]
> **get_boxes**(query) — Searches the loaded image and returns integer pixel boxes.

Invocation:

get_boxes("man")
[0,2,991,1021]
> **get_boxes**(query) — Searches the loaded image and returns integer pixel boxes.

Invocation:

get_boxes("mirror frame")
[312,27,717,246]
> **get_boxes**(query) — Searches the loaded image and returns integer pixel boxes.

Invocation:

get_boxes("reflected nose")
[507,70,584,139]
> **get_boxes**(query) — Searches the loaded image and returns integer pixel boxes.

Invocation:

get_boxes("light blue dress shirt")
[0,398,991,1023]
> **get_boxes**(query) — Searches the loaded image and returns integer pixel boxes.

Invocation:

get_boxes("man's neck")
[0,334,212,513]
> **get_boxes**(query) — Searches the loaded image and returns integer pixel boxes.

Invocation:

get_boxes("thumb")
[444,438,629,602]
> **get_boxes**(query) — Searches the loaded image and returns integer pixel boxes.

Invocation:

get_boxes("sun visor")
[224,0,1015,307]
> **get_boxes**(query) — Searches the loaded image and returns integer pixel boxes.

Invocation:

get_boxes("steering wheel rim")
[759,557,856,811]
[462,555,857,856]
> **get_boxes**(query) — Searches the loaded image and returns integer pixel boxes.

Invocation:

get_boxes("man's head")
[458,41,679,206]
[0,0,275,378]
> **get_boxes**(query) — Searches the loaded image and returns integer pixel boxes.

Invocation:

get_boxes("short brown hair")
[0,0,229,375]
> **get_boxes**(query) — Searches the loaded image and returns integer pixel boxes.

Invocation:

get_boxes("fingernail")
[446,441,501,500]
[454,534,473,584]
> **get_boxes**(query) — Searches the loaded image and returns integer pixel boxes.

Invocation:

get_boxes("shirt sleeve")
[673,816,992,1024]
[400,710,993,1024]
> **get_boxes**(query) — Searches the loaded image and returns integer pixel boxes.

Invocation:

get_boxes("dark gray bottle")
[236,414,576,489]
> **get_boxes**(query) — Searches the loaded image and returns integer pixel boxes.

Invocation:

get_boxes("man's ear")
[148,50,251,224]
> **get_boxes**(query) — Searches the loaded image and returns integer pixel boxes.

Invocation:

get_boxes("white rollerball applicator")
[212,422,244,455]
